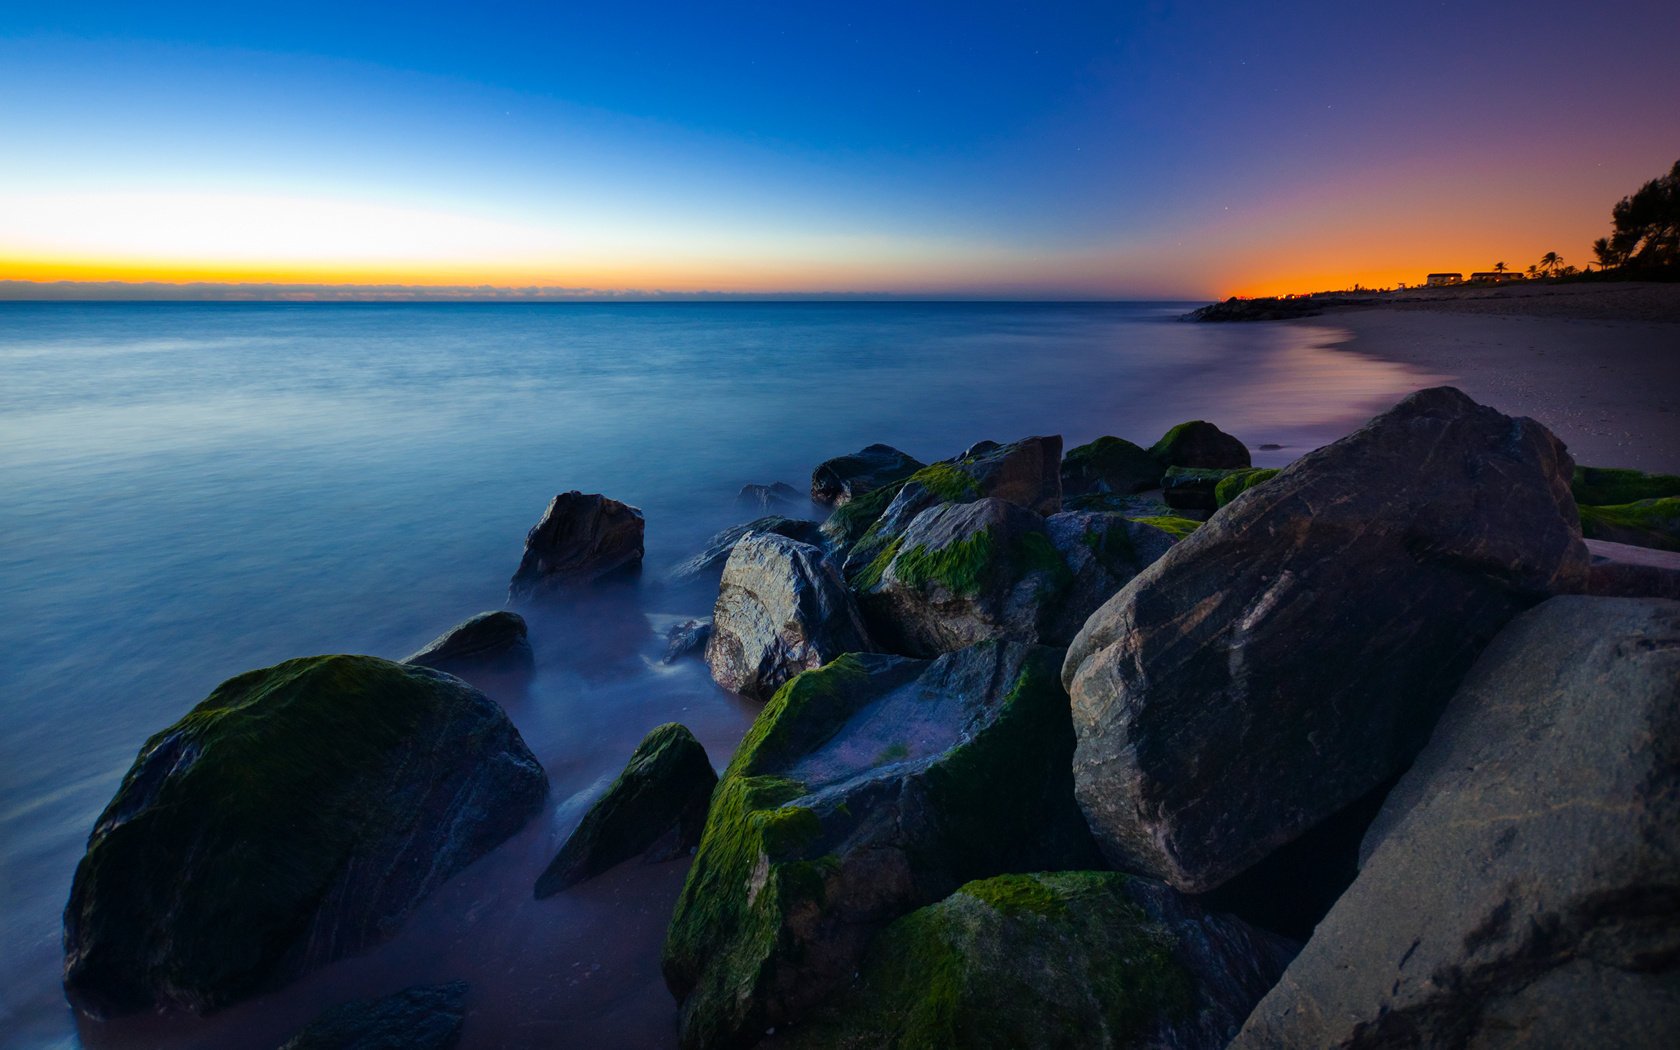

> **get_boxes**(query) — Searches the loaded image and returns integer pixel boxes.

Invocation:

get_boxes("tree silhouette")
[1592,237,1620,270]
[1493,261,1507,274]
[1539,251,1562,275]
[1525,264,1538,278]
[1607,159,1679,268]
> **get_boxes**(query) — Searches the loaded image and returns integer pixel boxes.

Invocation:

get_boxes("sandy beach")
[1307,285,1680,473]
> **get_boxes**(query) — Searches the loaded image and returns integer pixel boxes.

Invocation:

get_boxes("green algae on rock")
[810,443,925,507]
[62,655,547,1018]
[1062,435,1163,497]
[1571,465,1680,507]
[1214,467,1281,508]
[1149,420,1251,470]
[1161,466,1239,511]
[535,723,717,897]
[1577,496,1680,551]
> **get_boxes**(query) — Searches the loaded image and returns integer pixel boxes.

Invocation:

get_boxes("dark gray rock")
[810,443,925,506]
[662,618,713,663]
[670,516,825,582]
[1149,420,1251,470]
[1061,435,1163,497]
[1160,466,1238,511]
[62,656,547,1017]
[535,723,717,896]
[403,611,532,675]
[706,532,872,700]
[1044,511,1180,644]
[508,492,644,599]
[1064,387,1590,893]
[278,981,468,1050]
[664,642,1098,1049]
[1233,596,1680,1049]
[736,482,804,514]
[791,871,1297,1050]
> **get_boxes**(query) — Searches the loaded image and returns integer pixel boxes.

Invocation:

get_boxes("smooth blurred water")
[0,301,1434,1049]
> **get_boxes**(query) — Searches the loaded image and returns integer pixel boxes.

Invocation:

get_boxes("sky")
[1,1,1677,299]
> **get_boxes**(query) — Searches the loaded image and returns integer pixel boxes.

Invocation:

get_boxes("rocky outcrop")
[791,872,1297,1050]
[1160,466,1236,511]
[1063,388,1589,893]
[663,642,1096,1049]
[62,656,547,1017]
[1232,596,1680,1049]
[810,443,925,506]
[1061,436,1162,497]
[403,611,533,675]
[509,492,644,598]
[1183,296,1339,322]
[854,498,1071,657]
[670,516,825,582]
[278,981,469,1050]
[706,532,872,700]
[535,723,717,896]
[1578,496,1680,551]
[1044,511,1181,643]
[662,618,713,663]
[1584,538,1680,600]
[1149,420,1250,470]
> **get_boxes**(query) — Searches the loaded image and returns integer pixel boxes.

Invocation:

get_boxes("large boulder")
[1043,511,1181,643]
[403,610,533,676]
[670,516,826,582]
[706,532,872,701]
[509,492,644,598]
[1149,420,1250,470]
[663,642,1095,1049]
[1232,596,1680,1048]
[854,498,1071,657]
[1061,435,1162,497]
[1063,387,1589,893]
[789,872,1297,1050]
[535,723,717,896]
[279,981,469,1050]
[810,443,925,506]
[62,656,547,1017]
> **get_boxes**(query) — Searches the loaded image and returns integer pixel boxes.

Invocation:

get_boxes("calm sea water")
[0,301,1433,1049]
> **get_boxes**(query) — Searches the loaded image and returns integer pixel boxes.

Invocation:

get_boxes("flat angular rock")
[663,642,1096,1049]
[403,610,532,675]
[508,492,644,599]
[62,656,547,1017]
[669,516,825,582]
[791,871,1297,1050]
[854,498,1072,657]
[1063,387,1589,893]
[1062,435,1163,497]
[1232,596,1680,1049]
[279,981,469,1050]
[706,532,872,700]
[535,723,716,896]
[1149,419,1251,470]
[1584,537,1680,599]
[810,443,925,506]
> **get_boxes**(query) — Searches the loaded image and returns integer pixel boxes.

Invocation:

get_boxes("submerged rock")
[670,516,826,582]
[1149,419,1250,470]
[662,618,713,663]
[278,981,469,1050]
[1578,496,1680,551]
[62,656,547,1017]
[706,532,872,700]
[1064,388,1588,893]
[1233,596,1680,1048]
[663,642,1095,1049]
[791,871,1296,1050]
[737,482,805,514]
[535,723,716,896]
[509,492,644,598]
[810,444,925,507]
[403,610,533,675]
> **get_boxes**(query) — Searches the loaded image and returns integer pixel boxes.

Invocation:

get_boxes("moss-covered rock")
[1062,436,1162,497]
[1044,512,1181,643]
[1149,420,1251,470]
[1578,497,1680,551]
[810,444,925,507]
[279,981,469,1050]
[787,872,1296,1050]
[1128,514,1202,541]
[662,642,1096,1049]
[1214,467,1281,508]
[1571,465,1680,506]
[63,656,547,1017]
[535,723,717,896]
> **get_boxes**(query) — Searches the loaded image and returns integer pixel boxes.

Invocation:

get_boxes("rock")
[1585,538,1680,600]
[810,443,925,507]
[1149,420,1251,470]
[535,724,717,896]
[663,642,1096,1049]
[1231,596,1680,1049]
[1572,464,1680,506]
[1214,467,1280,508]
[854,498,1072,657]
[1063,387,1589,894]
[403,611,533,675]
[62,656,547,1017]
[1578,496,1680,551]
[1160,466,1237,511]
[1061,436,1162,496]
[509,492,644,599]
[670,516,826,582]
[1062,490,1174,517]
[278,981,469,1050]
[1182,296,1334,322]
[1044,511,1181,644]
[662,618,713,663]
[790,872,1297,1050]
[706,532,872,701]
[737,482,804,514]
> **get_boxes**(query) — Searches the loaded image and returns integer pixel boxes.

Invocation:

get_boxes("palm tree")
[1525,264,1538,278]
[1539,251,1562,275]
[1592,237,1618,270]
[1493,261,1508,274]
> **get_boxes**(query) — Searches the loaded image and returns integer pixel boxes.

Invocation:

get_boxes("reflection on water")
[0,302,1434,1049]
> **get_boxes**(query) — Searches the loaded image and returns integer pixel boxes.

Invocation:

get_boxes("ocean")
[0,301,1431,1048]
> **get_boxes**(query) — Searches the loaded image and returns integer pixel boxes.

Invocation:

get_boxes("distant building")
[1468,272,1524,283]
[1425,272,1463,287]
